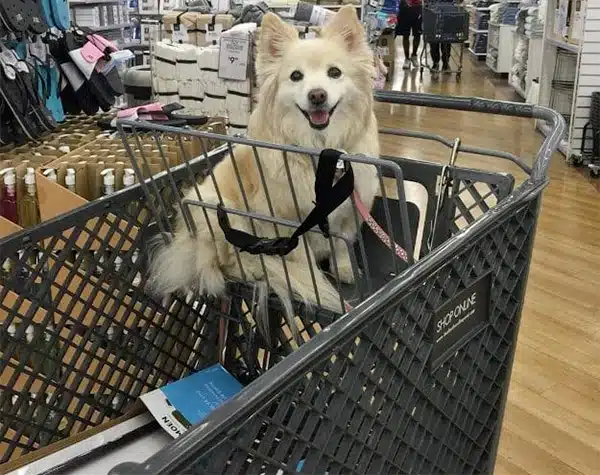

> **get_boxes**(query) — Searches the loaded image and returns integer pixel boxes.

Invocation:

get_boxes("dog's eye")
[327,67,342,79]
[290,70,304,82]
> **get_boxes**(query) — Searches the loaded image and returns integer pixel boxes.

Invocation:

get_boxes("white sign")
[218,35,250,81]
[206,23,223,43]
[172,23,189,44]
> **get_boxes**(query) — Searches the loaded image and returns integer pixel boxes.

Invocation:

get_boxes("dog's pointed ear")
[321,6,365,52]
[258,12,299,63]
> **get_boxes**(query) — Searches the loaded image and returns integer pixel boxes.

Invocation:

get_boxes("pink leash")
[353,191,409,263]
[340,192,410,312]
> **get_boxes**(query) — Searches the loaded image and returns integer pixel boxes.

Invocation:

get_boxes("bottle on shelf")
[123,168,136,188]
[43,168,57,182]
[22,168,40,227]
[123,168,138,218]
[65,168,76,193]
[100,168,115,196]
[0,168,18,224]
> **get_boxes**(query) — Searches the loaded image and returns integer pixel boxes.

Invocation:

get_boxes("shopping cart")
[0,91,563,474]
[420,2,470,81]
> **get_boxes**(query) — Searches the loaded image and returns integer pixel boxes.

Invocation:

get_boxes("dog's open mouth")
[297,102,339,130]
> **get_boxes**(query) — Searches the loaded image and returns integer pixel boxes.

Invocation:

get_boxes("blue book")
[141,364,243,438]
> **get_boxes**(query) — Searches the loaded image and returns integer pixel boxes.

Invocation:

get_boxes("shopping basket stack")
[0,91,564,475]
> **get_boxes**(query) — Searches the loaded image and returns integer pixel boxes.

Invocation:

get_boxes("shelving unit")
[467,5,491,58]
[509,3,544,100]
[537,0,595,162]
[486,22,515,73]
[69,0,132,40]
[509,35,543,98]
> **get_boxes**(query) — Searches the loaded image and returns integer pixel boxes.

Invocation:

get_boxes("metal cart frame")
[0,91,563,475]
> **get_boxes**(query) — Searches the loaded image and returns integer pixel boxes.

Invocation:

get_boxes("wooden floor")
[377,46,600,475]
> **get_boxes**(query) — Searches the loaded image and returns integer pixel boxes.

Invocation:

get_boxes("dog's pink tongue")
[310,110,329,125]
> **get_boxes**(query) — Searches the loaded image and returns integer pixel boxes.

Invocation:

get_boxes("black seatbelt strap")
[217,149,354,256]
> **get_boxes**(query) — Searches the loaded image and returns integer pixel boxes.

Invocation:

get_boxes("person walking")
[396,0,423,70]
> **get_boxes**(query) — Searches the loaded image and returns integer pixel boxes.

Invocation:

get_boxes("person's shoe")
[442,63,451,73]
[410,55,419,68]
[402,58,411,70]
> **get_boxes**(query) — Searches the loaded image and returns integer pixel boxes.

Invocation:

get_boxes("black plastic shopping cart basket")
[0,91,563,474]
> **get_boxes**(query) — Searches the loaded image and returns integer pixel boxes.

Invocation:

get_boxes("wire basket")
[423,4,469,44]
[0,91,564,474]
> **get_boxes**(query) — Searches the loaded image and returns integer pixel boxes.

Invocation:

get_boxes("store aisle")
[376,48,600,475]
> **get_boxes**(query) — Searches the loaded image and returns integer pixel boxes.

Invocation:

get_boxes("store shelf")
[467,5,491,10]
[469,48,487,57]
[92,22,134,31]
[70,0,122,4]
[269,2,361,8]
[132,11,162,16]
[546,36,580,54]
[469,26,487,33]
[119,41,149,49]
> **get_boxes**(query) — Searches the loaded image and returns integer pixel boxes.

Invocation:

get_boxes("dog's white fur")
[148,7,380,327]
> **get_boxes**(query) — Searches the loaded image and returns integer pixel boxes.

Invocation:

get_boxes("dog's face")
[254,7,375,145]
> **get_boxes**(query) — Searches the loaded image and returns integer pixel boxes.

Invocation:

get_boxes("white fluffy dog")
[149,6,380,329]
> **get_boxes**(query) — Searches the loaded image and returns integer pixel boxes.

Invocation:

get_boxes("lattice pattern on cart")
[0,133,514,464]
[0,91,563,472]
[0,157,224,463]
[184,199,538,475]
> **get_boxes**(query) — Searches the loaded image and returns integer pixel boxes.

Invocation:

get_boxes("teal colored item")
[40,0,55,28]
[45,64,65,122]
[50,0,71,30]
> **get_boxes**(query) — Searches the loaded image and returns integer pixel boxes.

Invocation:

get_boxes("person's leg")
[410,7,422,67]
[403,35,411,60]
[396,5,412,69]
[430,42,440,69]
[441,43,451,70]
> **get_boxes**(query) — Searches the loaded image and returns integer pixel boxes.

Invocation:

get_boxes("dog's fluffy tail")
[146,234,343,339]
[146,233,225,298]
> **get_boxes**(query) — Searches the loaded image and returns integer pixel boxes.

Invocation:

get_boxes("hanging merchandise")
[46,29,126,118]
[0,0,48,35]
[0,0,124,145]
[0,42,57,143]
[27,35,66,123]
[40,0,71,31]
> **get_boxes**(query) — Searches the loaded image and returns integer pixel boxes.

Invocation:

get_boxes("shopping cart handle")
[372,90,566,183]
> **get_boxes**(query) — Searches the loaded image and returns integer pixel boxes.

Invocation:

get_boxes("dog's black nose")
[308,88,327,106]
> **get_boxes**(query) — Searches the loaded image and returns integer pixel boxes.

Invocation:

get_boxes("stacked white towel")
[156,79,179,104]
[198,45,227,117]
[178,80,204,112]
[153,40,180,80]
[176,43,199,80]
[222,23,257,133]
